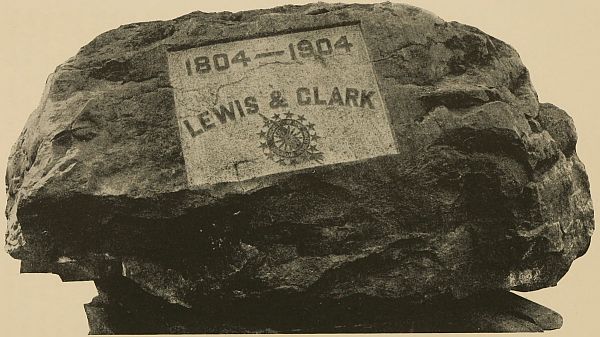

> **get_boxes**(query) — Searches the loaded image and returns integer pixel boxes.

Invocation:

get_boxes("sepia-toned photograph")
[1,0,598,336]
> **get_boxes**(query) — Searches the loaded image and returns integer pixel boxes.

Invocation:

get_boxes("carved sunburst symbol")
[258,112,323,165]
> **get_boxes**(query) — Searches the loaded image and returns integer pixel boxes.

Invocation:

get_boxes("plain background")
[0,0,598,336]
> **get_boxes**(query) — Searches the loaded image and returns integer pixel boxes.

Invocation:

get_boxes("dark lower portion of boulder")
[84,275,562,334]
[12,133,594,306]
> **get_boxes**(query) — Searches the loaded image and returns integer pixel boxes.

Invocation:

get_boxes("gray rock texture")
[4,2,594,333]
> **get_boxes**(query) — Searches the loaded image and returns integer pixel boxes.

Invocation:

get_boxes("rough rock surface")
[4,2,594,333]
[84,282,563,333]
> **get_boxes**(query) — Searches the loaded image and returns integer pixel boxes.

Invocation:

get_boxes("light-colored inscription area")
[168,24,398,186]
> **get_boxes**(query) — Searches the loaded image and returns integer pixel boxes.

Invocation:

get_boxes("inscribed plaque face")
[168,24,398,186]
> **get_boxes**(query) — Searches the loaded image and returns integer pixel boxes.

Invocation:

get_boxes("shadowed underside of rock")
[85,276,563,334]
[4,2,594,333]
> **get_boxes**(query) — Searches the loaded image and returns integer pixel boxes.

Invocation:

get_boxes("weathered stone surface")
[84,278,562,333]
[4,2,594,332]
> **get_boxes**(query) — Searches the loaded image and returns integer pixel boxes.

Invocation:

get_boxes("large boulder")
[4,2,593,332]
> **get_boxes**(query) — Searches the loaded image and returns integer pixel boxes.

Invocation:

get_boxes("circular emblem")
[259,112,323,165]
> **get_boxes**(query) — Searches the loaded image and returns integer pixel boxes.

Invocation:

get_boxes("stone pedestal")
[85,276,561,334]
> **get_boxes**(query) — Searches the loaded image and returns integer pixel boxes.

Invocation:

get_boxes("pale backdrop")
[0,1,598,336]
